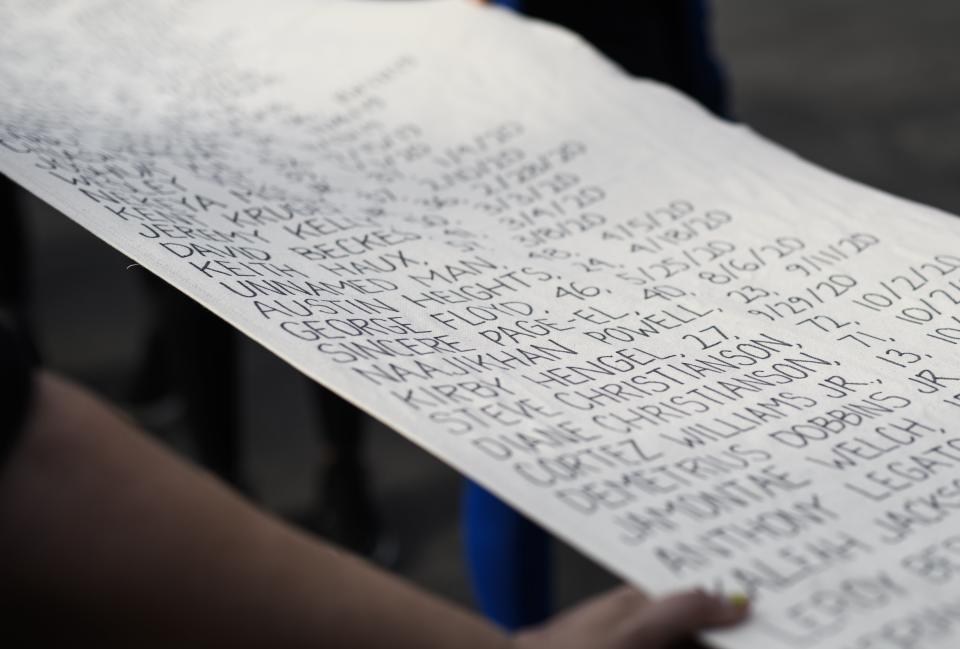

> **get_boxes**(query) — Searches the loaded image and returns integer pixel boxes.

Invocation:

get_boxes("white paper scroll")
[3,1,960,646]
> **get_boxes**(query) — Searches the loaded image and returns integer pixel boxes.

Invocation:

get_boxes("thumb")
[634,590,749,647]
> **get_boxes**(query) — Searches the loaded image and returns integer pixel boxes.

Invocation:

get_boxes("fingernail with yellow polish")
[728,593,750,609]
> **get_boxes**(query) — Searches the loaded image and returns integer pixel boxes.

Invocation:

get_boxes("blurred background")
[6,0,960,614]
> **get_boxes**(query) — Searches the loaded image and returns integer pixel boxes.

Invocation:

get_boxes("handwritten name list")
[3,2,960,647]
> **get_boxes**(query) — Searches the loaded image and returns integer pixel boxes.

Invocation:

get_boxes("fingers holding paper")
[515,586,749,649]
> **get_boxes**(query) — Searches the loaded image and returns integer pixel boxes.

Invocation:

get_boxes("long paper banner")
[3,2,960,647]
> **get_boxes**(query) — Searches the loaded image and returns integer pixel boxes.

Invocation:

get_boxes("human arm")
[0,371,747,647]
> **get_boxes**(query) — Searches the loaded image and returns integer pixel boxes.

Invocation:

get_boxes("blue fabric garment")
[462,481,552,629]
[686,0,729,118]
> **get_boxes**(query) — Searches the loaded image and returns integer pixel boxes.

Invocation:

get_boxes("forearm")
[0,372,509,648]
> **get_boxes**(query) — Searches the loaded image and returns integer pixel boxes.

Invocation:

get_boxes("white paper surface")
[3,1,960,646]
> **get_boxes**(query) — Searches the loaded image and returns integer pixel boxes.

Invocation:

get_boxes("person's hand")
[513,586,748,649]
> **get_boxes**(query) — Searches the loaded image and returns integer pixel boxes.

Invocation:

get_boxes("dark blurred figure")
[0,176,29,331]
[131,279,382,555]
[306,384,381,556]
[131,276,242,485]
